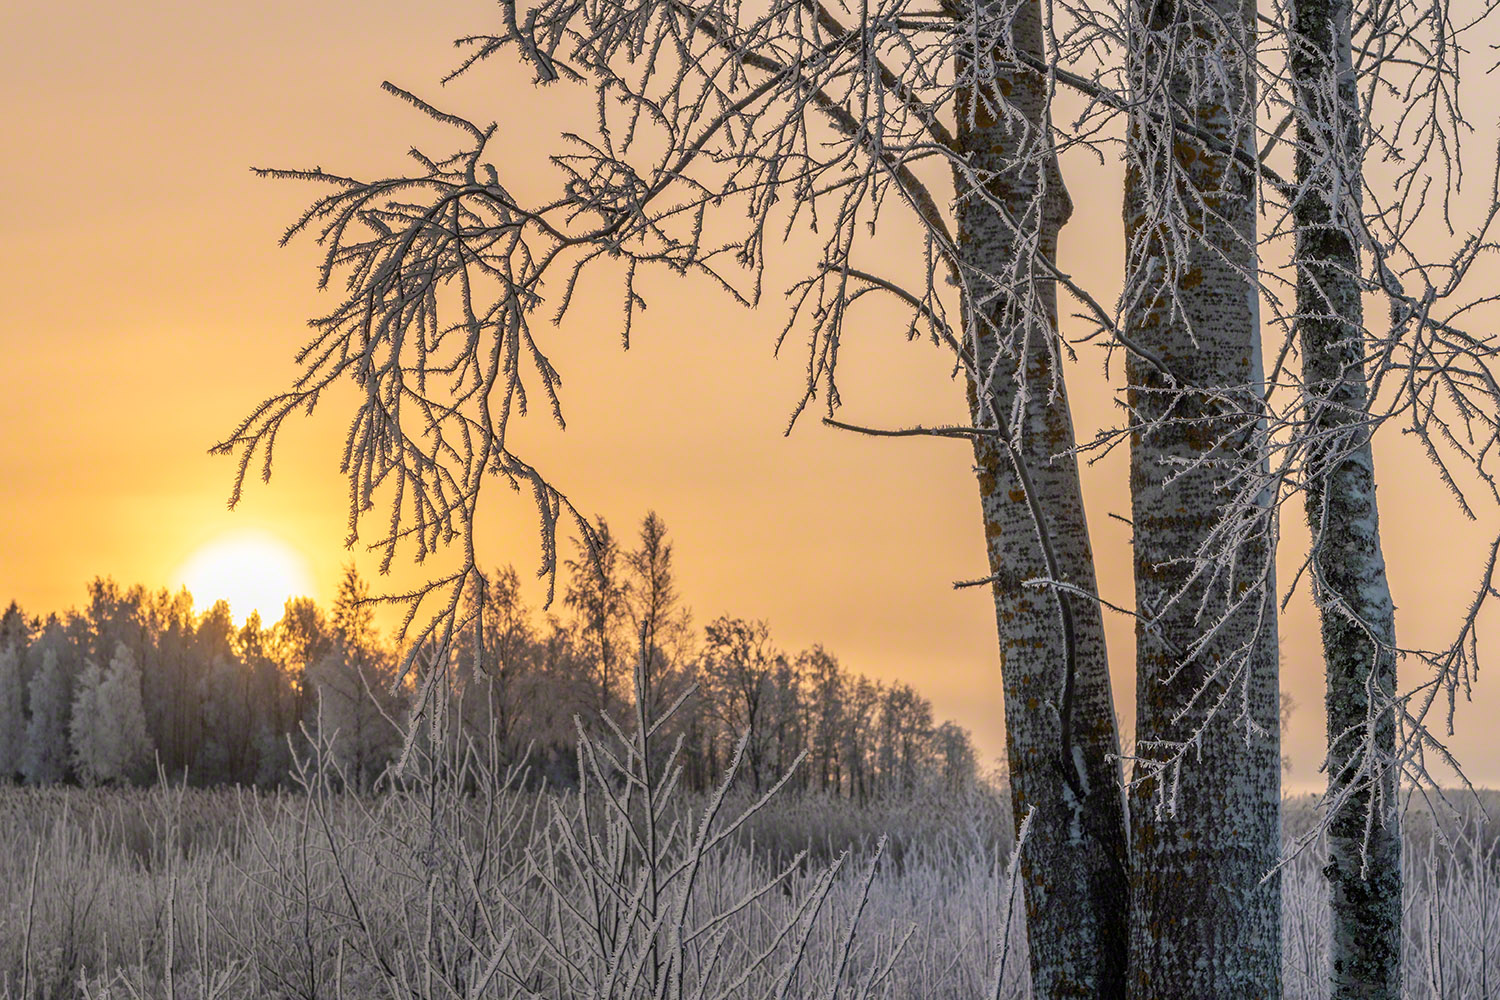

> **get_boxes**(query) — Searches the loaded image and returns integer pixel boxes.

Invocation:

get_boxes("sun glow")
[174,532,315,625]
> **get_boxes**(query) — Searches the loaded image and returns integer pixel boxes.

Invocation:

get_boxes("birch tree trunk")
[1289,0,1402,992]
[953,3,1130,994]
[1123,0,1283,992]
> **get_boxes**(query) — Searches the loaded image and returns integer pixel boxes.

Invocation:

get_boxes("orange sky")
[3,0,1499,789]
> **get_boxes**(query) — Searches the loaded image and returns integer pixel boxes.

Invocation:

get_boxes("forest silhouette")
[0,513,977,797]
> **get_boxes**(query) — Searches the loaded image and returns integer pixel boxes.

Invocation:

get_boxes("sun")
[174,532,315,625]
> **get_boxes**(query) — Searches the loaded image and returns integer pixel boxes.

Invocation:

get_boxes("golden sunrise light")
[173,533,314,625]
[2,0,1500,792]
[8,0,1500,991]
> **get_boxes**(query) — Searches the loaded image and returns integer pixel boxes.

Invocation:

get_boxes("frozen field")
[0,781,1495,999]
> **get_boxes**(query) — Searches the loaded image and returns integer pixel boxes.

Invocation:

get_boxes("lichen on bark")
[1122,0,1284,991]
[951,0,1130,993]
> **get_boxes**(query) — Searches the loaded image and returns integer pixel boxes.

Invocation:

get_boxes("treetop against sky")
[3,0,1500,788]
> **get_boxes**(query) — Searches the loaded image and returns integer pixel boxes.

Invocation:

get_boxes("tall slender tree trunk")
[952,3,1130,994]
[1122,0,1283,992]
[1289,0,1402,992]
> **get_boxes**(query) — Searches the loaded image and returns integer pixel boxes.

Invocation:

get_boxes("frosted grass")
[0,782,1494,998]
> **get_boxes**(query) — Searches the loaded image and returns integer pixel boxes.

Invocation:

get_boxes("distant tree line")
[0,513,978,796]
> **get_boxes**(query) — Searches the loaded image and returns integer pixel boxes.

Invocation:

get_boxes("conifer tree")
[69,659,105,785]
[0,602,32,655]
[95,642,152,783]
[331,564,376,650]
[22,648,69,785]
[0,643,24,782]
[71,644,154,785]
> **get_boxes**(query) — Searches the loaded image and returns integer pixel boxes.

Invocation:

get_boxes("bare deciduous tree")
[217,0,1139,985]
[1285,0,1400,989]
[700,616,781,790]
[944,0,1133,990]
[218,0,1500,989]
[1119,0,1284,988]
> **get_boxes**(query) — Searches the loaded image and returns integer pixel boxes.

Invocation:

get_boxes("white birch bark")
[1289,0,1402,991]
[953,2,1129,993]
[1123,0,1283,991]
